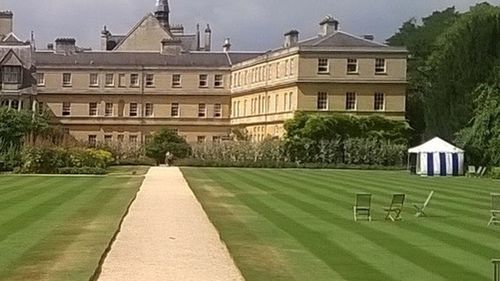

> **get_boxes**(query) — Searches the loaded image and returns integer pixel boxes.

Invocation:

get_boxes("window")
[275,94,279,112]
[197,136,206,143]
[171,103,179,117]
[38,102,44,114]
[129,135,138,144]
[212,136,221,142]
[36,73,45,86]
[318,58,329,73]
[89,73,99,87]
[130,74,139,87]
[145,74,154,87]
[118,74,126,87]
[375,58,386,74]
[145,103,154,117]
[172,74,181,88]
[104,135,113,143]
[144,135,152,144]
[317,92,328,110]
[105,73,114,87]
[347,59,358,74]
[89,102,98,116]
[288,92,293,110]
[214,103,222,118]
[129,103,138,117]
[214,74,223,88]
[105,103,113,117]
[290,59,295,76]
[62,73,72,87]
[346,92,357,110]
[198,103,206,118]
[2,66,21,83]
[284,93,288,111]
[62,102,71,116]
[88,135,97,147]
[199,74,208,88]
[374,92,385,111]
[117,134,124,143]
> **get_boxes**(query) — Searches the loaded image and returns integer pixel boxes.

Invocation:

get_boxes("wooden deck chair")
[413,191,434,217]
[476,167,484,177]
[480,167,488,177]
[384,194,405,221]
[488,193,500,226]
[353,193,372,222]
[467,166,476,177]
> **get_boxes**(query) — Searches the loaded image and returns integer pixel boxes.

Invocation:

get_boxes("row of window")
[232,92,294,117]
[318,58,386,74]
[36,73,225,89]
[231,58,295,88]
[58,102,223,118]
[1,66,22,84]
[87,134,221,146]
[317,92,385,111]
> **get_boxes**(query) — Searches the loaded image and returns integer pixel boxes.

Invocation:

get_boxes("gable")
[2,32,23,44]
[115,14,174,51]
[0,49,24,66]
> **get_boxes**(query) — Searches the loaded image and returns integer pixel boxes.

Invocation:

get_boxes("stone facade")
[2,2,408,145]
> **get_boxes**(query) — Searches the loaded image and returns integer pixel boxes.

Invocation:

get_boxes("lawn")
[0,173,145,281]
[181,168,500,281]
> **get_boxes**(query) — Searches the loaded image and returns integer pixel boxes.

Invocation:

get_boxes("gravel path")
[98,167,244,281]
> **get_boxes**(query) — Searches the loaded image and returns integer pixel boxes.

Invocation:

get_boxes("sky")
[3,0,499,51]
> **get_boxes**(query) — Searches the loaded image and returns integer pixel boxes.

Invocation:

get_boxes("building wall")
[115,15,172,52]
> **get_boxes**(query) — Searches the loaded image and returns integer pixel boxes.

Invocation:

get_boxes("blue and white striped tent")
[408,137,465,176]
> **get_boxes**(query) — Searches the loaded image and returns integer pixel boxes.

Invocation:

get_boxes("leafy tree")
[387,7,460,143]
[145,128,191,165]
[0,108,49,152]
[425,3,500,140]
[455,80,500,166]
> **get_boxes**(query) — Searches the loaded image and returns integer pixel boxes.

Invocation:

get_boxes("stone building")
[4,1,407,144]
[0,11,36,112]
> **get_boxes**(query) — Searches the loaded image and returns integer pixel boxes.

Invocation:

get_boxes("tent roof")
[408,137,464,153]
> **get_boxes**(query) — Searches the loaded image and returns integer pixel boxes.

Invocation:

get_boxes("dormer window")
[2,66,21,84]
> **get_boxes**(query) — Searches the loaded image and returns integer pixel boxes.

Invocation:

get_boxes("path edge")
[88,169,149,281]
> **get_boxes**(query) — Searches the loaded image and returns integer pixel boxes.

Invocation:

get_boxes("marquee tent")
[408,137,465,176]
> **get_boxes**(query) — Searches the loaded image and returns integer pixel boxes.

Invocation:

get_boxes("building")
[0,11,36,112]
[2,1,407,144]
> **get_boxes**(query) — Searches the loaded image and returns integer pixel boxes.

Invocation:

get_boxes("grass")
[0,172,145,281]
[181,168,500,281]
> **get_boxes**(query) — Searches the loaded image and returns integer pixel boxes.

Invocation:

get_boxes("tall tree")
[426,3,500,140]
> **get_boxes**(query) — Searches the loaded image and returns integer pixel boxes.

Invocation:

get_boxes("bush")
[57,167,107,175]
[145,129,191,165]
[114,157,156,166]
[19,146,113,174]
[0,146,21,172]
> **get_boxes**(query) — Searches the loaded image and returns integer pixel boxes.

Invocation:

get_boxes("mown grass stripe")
[223,169,488,281]
[206,169,394,281]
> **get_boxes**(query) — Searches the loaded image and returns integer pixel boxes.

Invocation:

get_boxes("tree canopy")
[145,128,191,165]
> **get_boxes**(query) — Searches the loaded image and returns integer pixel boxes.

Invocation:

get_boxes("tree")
[387,7,460,143]
[0,108,49,152]
[455,80,500,166]
[425,3,500,140]
[145,128,191,165]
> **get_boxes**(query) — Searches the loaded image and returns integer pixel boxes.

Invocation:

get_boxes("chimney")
[161,38,182,55]
[284,30,299,48]
[363,34,374,41]
[223,38,231,52]
[55,38,77,54]
[204,24,212,52]
[100,26,111,51]
[319,15,339,36]
[0,11,13,40]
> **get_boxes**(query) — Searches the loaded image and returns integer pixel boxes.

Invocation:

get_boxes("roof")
[0,45,32,68]
[298,31,387,48]
[34,51,261,68]
[408,137,464,154]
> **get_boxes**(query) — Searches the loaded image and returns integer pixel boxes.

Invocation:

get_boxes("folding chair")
[353,193,372,222]
[467,166,476,177]
[480,167,488,177]
[413,191,434,217]
[384,194,405,221]
[488,193,500,226]
[476,167,484,177]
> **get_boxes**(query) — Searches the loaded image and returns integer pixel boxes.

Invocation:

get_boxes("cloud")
[3,0,499,51]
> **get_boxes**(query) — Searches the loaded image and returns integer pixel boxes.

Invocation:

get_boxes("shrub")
[0,146,21,172]
[145,129,191,164]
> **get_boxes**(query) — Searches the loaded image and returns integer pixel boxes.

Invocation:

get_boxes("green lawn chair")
[488,193,500,226]
[353,193,372,222]
[413,191,434,217]
[384,194,405,221]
